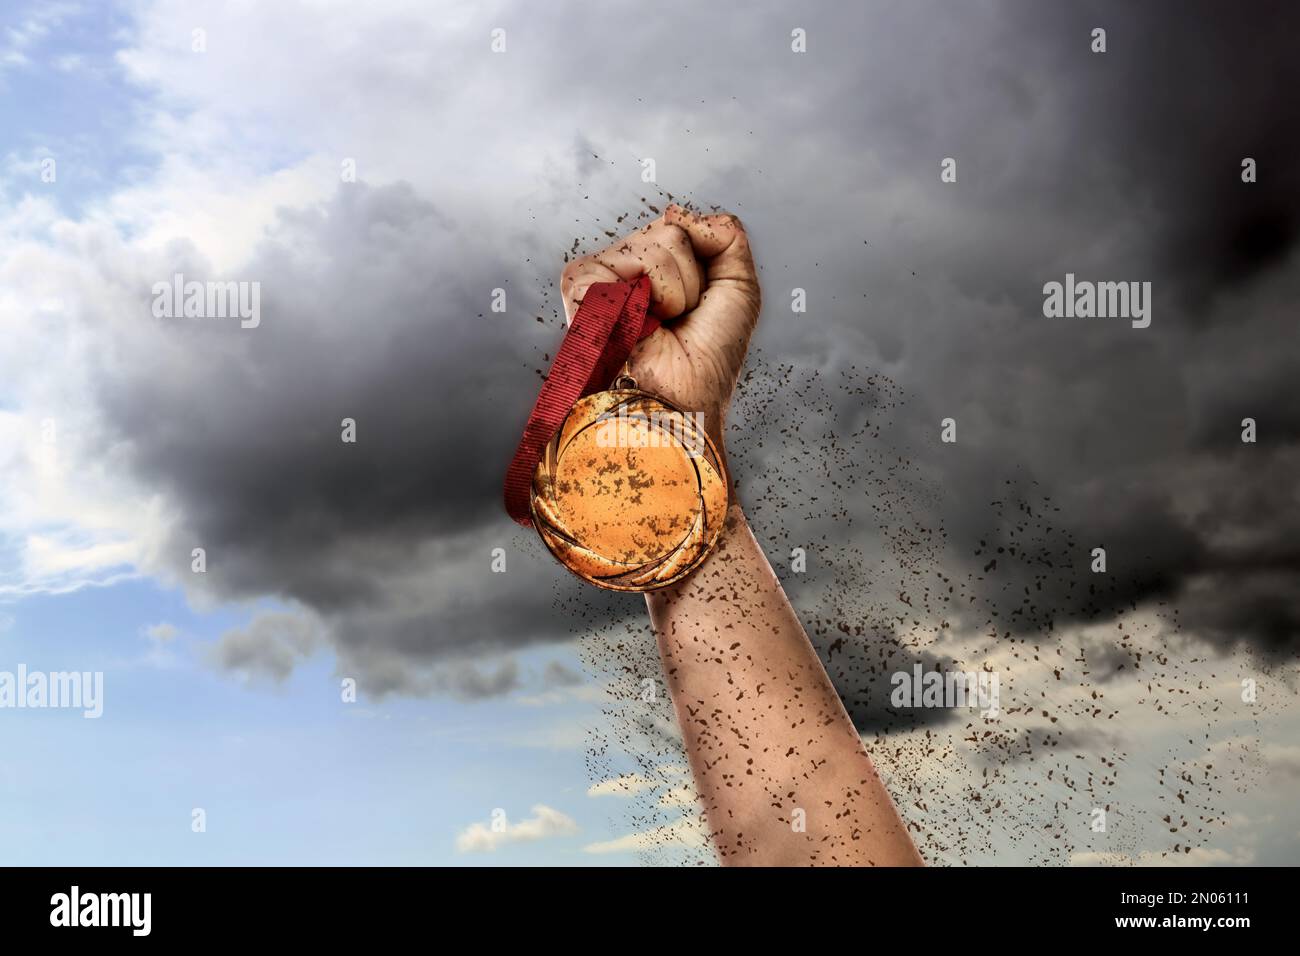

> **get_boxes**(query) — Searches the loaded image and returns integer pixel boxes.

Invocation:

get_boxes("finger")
[560,219,699,325]
[664,204,757,287]
[560,258,620,325]
[589,243,688,320]
[597,216,697,306]
[659,225,703,312]
[643,252,688,319]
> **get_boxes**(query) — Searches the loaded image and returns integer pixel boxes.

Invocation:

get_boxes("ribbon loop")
[503,276,657,526]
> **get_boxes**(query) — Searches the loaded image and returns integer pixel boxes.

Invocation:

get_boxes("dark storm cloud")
[89,0,1299,694]
[1028,0,1300,656]
[91,181,644,693]
[542,661,584,689]
[1032,0,1300,302]
[789,0,1300,658]
[838,648,973,736]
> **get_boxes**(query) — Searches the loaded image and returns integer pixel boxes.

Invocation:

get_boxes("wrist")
[647,500,749,609]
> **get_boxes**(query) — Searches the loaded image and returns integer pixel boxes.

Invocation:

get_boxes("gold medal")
[504,277,724,591]
[529,378,729,591]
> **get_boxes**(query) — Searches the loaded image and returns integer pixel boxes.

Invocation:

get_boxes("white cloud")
[455,804,579,853]
[1261,743,1300,781]
[0,3,81,76]
[587,772,660,798]
[144,621,178,643]
[583,764,703,855]
[583,815,708,855]
[1071,846,1257,867]
[0,195,172,598]
[587,765,694,803]
[656,784,699,810]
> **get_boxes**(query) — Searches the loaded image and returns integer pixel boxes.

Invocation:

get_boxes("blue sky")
[0,584,640,865]
[5,569,674,863]
[0,4,149,215]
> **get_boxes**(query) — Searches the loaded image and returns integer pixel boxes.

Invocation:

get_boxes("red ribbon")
[504,276,659,526]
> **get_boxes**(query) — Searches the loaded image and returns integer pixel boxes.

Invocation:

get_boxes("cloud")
[0,3,80,76]
[205,610,322,684]
[1071,846,1257,867]
[455,804,579,853]
[1,0,1298,706]
[1261,743,1300,781]
[586,767,701,842]
[587,767,691,799]
[583,815,708,855]
[431,659,521,700]
[542,661,583,689]
[143,621,177,643]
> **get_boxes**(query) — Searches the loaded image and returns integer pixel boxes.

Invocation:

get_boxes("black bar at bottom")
[0,865,1277,942]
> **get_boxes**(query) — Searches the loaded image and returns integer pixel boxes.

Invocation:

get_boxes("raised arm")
[561,205,922,866]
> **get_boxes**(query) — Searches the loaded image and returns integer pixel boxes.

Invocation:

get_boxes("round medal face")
[530,388,729,591]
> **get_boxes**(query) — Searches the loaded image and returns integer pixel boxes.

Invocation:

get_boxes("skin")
[561,206,923,866]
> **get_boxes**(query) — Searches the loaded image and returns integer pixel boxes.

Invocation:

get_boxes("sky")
[0,0,1297,865]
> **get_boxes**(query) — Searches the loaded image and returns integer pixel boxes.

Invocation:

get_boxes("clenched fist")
[560,205,761,456]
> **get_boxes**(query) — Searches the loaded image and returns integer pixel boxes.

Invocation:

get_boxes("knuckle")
[560,259,585,284]
[660,225,690,248]
[561,256,602,290]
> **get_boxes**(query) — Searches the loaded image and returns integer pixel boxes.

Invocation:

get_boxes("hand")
[559,205,761,453]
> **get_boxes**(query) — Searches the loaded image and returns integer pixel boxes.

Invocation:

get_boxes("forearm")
[646,502,923,866]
